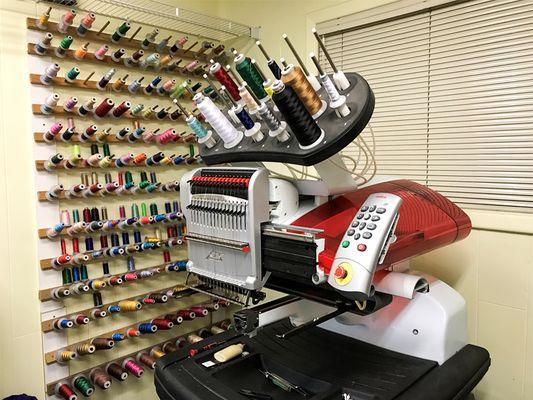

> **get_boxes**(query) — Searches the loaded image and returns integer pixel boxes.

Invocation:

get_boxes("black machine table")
[155,319,490,400]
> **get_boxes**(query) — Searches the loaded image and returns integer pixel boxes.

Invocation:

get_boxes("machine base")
[155,319,490,400]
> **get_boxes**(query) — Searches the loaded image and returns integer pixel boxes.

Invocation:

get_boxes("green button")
[342,240,350,248]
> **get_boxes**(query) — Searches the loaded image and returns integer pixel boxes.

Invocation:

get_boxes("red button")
[357,244,367,252]
[334,266,347,279]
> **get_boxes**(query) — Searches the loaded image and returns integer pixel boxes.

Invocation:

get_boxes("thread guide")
[199,73,374,166]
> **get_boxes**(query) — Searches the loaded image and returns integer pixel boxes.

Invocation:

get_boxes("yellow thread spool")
[118,300,142,312]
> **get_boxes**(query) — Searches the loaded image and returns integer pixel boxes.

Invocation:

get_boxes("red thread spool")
[123,272,137,281]
[164,313,183,325]
[126,328,140,337]
[151,318,173,330]
[149,293,168,303]
[136,352,156,369]
[141,297,156,304]
[55,382,77,400]
[72,238,79,253]
[107,276,122,286]
[210,63,241,101]
[163,250,171,262]
[60,238,67,254]
[87,183,103,194]
[75,315,89,325]
[190,306,209,317]
[112,101,131,118]
[54,254,71,265]
[138,216,151,225]
[100,236,109,248]
[178,309,196,320]
[203,302,220,312]
[85,124,97,136]
[122,358,144,378]
[91,337,114,350]
[106,362,128,381]
[94,98,115,117]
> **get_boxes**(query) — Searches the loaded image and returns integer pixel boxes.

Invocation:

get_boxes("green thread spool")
[73,375,94,397]
[103,143,111,157]
[170,83,187,99]
[139,181,150,189]
[131,203,139,218]
[131,104,144,115]
[235,56,267,99]
[189,144,195,157]
[117,21,131,35]
[66,67,80,80]
[62,268,73,285]
[72,144,81,157]
[146,184,158,193]
[60,35,74,49]
[80,265,88,280]
[140,203,147,217]
[124,171,133,184]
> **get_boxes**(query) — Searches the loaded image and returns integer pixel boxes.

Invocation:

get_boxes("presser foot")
[185,273,266,307]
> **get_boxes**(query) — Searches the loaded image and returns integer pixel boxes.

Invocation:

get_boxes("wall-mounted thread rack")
[39,260,188,301]
[41,284,194,332]
[33,130,195,144]
[27,43,208,81]
[29,73,198,101]
[45,296,214,364]
[27,17,210,62]
[39,239,184,270]
[44,319,231,395]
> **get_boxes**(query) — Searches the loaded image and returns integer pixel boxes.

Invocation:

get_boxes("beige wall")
[1,0,532,399]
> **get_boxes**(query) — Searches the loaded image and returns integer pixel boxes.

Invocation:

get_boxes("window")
[319,0,533,212]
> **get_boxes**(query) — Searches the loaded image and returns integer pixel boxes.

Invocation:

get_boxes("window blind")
[319,0,533,212]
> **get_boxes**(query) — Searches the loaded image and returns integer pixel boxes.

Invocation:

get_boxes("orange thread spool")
[281,64,322,115]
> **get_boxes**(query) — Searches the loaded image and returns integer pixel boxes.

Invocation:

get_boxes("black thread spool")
[271,80,322,147]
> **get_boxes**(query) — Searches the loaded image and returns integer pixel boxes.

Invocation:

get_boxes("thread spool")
[211,325,226,335]
[210,63,241,101]
[76,343,96,356]
[258,102,290,142]
[78,97,96,116]
[111,48,125,62]
[44,122,63,142]
[72,375,95,397]
[235,55,268,100]
[125,49,144,67]
[162,342,178,353]
[137,352,156,369]
[94,44,109,60]
[141,53,160,69]
[94,98,114,118]
[151,318,173,330]
[34,31,53,55]
[96,68,116,90]
[271,80,323,149]
[74,314,90,325]
[41,93,60,114]
[37,7,51,30]
[138,322,157,334]
[111,21,130,43]
[55,35,73,58]
[144,76,162,95]
[89,368,112,390]
[53,318,73,330]
[56,350,77,363]
[118,300,142,311]
[193,93,243,148]
[40,62,60,85]
[58,9,76,33]
[112,74,128,92]
[112,101,131,118]
[74,42,89,60]
[142,28,159,48]
[55,382,77,400]
[91,337,114,350]
[122,358,144,378]
[76,13,95,36]
[187,333,203,344]
[281,64,324,117]
[62,96,78,112]
[214,343,245,363]
[106,362,129,381]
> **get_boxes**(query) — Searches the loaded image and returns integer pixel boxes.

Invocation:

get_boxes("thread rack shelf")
[29,73,199,101]
[27,43,207,81]
[44,295,212,364]
[27,17,210,63]
[32,104,180,121]
[33,131,196,144]
[39,260,187,301]
[35,159,195,171]
[41,284,194,332]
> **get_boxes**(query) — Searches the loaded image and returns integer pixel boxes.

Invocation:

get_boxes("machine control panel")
[327,193,402,300]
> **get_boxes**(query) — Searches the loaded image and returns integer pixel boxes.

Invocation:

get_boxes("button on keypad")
[351,221,359,228]
[354,233,361,240]
[358,222,366,230]
[367,223,377,230]
[369,205,376,212]
[364,214,371,220]
[371,216,380,222]
[356,213,364,219]
[361,206,369,212]
[376,207,386,214]
[363,232,372,239]
[347,229,355,236]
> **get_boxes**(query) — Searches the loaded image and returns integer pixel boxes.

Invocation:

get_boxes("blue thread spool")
[72,266,81,282]
[108,305,121,314]
[138,323,157,334]
[122,232,130,245]
[80,265,88,280]
[85,237,94,251]
[112,333,125,341]
[133,231,141,243]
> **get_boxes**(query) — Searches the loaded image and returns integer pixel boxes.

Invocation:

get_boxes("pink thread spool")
[157,128,176,144]
[94,98,114,118]
[77,13,95,36]
[63,96,78,112]
[112,101,131,118]
[142,130,157,143]
[122,358,144,378]
[185,60,199,72]
[85,154,102,167]
[44,122,63,142]
[58,9,76,33]
[178,36,188,46]
[94,44,109,60]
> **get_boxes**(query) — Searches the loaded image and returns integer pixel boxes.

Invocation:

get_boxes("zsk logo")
[207,251,224,261]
